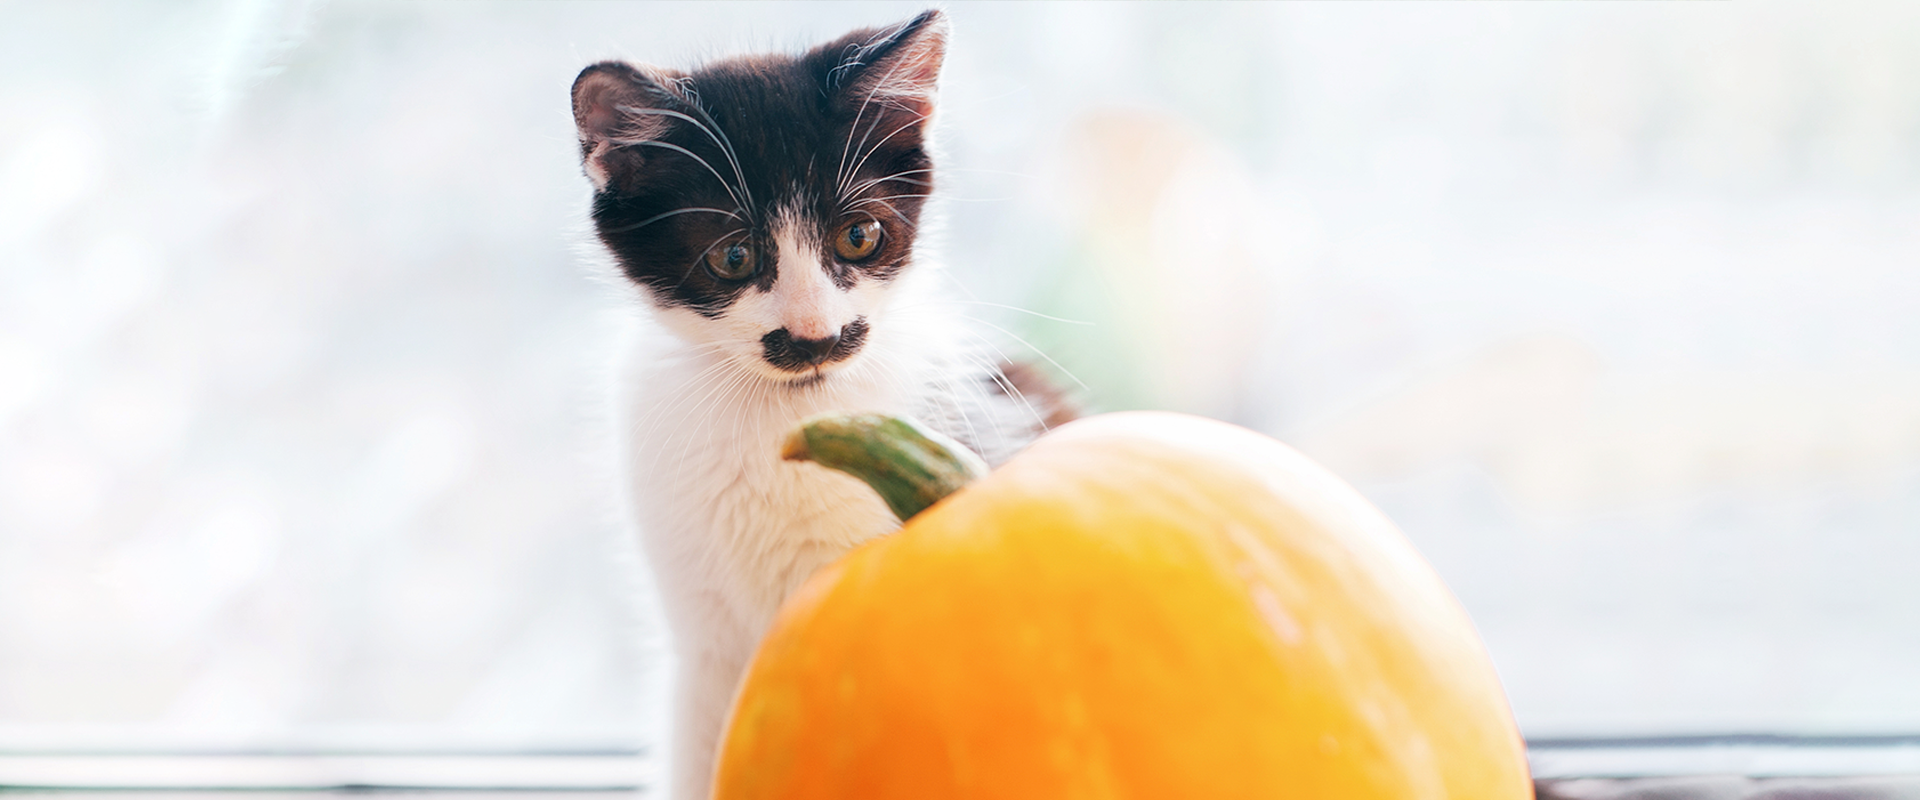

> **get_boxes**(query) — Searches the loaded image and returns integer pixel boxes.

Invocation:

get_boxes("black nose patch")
[761,317,870,372]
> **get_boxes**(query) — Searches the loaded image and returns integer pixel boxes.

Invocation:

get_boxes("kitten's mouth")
[771,356,855,388]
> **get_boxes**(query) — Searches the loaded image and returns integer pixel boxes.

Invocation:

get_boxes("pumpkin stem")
[781,412,989,522]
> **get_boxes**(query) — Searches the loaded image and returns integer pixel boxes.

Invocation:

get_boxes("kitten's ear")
[823,9,950,124]
[572,61,685,191]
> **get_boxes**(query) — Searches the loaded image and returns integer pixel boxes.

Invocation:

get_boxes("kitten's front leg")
[665,638,748,800]
[656,526,887,799]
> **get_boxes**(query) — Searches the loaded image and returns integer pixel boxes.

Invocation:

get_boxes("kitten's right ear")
[822,10,949,124]
[572,61,684,191]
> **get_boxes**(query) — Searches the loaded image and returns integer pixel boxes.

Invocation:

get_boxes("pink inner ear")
[891,35,945,92]
[866,22,948,120]
[575,72,634,142]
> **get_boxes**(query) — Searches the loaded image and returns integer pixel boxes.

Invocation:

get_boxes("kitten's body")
[573,12,1067,799]
[618,270,1040,798]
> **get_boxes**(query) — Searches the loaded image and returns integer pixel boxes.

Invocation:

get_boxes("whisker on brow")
[617,106,755,218]
[836,54,921,194]
[850,193,934,205]
[845,168,936,197]
[677,103,757,215]
[842,114,931,198]
[616,138,748,212]
[602,206,742,236]
[847,198,919,229]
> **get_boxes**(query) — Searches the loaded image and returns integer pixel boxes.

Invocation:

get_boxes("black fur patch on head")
[572,11,948,316]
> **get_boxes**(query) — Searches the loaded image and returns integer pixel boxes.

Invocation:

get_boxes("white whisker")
[837,52,922,195]
[845,195,933,225]
[602,206,741,236]
[957,336,1052,432]
[844,168,935,198]
[617,106,755,215]
[961,315,1091,392]
[946,301,1094,326]
[620,139,748,213]
[842,114,931,198]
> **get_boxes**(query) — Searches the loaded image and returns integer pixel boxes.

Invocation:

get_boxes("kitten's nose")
[790,331,841,365]
[761,320,867,374]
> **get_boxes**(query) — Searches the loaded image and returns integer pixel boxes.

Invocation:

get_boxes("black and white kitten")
[571,11,1070,798]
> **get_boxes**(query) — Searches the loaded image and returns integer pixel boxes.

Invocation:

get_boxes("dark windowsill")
[3,739,1919,798]
[0,753,648,793]
[1531,735,1920,799]
[1536,775,1920,799]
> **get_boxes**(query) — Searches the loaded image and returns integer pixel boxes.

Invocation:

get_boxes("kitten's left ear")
[572,60,688,192]
[821,9,950,123]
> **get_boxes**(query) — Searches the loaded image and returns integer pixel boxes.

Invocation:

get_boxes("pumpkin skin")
[714,411,1530,799]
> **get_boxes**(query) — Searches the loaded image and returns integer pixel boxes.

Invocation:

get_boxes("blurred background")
[2,0,1917,756]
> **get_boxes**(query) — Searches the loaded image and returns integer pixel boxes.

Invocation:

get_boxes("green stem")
[781,412,989,523]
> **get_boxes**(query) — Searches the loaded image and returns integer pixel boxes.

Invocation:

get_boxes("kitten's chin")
[784,371,829,388]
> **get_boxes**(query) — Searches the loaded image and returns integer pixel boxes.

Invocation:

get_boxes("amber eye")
[834,219,883,262]
[704,238,757,280]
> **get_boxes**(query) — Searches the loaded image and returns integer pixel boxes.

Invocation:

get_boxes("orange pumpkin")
[714,411,1530,799]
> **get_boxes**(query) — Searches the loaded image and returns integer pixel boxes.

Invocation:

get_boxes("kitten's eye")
[704,239,757,280]
[834,219,883,262]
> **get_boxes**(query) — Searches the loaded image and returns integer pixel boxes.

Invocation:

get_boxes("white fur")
[614,226,1045,798]
[761,212,846,341]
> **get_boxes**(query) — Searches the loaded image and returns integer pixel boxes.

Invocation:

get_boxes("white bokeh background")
[1,0,1916,752]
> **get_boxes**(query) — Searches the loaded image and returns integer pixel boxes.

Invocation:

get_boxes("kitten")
[571,11,1072,799]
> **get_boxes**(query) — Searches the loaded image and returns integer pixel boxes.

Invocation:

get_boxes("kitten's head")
[573,11,948,383]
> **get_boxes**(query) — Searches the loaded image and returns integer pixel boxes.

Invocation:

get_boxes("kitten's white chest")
[621,347,906,642]
[608,290,1052,800]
